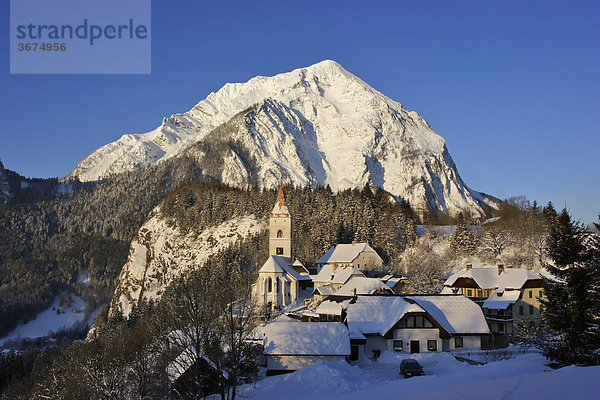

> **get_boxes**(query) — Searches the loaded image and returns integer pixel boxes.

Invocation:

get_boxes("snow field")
[237,351,600,400]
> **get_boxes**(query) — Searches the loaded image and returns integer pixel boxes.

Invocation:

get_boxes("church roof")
[270,183,290,217]
[258,255,305,281]
[259,255,290,273]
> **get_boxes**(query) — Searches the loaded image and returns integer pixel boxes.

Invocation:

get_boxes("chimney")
[352,288,357,297]
[466,263,472,271]
[497,264,505,275]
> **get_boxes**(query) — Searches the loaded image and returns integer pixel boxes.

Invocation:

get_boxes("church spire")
[271,182,290,217]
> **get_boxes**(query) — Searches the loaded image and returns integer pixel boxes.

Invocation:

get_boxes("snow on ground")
[237,351,600,399]
[0,296,101,347]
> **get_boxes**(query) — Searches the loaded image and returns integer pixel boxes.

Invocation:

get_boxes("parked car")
[400,359,424,377]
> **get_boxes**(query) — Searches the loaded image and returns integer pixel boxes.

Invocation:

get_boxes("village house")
[346,295,490,361]
[253,184,311,311]
[262,321,350,375]
[315,242,383,273]
[311,263,364,292]
[442,264,546,335]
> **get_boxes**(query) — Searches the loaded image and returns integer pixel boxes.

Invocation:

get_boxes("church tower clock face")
[269,183,292,259]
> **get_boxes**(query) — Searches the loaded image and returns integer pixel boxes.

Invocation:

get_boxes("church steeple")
[271,182,290,217]
[269,183,292,259]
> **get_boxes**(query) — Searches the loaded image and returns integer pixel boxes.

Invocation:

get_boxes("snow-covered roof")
[313,286,335,296]
[263,322,350,356]
[334,277,392,296]
[347,296,423,336]
[482,290,521,309]
[440,286,456,294]
[166,347,227,383]
[316,300,344,315]
[315,246,335,264]
[313,264,364,285]
[258,255,304,281]
[444,266,543,291]
[328,243,378,264]
[407,295,490,334]
[497,269,543,291]
[384,277,403,289]
[271,183,290,217]
[292,259,311,276]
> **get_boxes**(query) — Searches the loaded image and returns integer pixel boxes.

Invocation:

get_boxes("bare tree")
[478,229,513,259]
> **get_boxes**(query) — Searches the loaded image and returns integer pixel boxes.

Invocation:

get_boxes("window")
[529,290,532,299]
[400,316,434,329]
[467,289,473,297]
[498,323,504,333]
[539,290,544,298]
[455,337,463,348]
[393,340,403,351]
[415,316,424,328]
[519,305,524,315]
[427,340,437,351]
[529,305,534,315]
[276,247,284,255]
[277,229,283,238]
[266,277,272,293]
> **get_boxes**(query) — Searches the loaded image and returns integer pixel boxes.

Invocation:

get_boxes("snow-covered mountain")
[69,60,492,216]
[108,208,265,318]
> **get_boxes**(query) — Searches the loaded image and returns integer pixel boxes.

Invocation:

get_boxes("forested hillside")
[0,149,417,338]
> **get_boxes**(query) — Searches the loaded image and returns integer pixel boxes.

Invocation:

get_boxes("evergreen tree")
[450,212,477,256]
[542,210,600,366]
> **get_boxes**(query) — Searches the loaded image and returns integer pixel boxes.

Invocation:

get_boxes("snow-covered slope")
[69,60,491,216]
[108,209,266,318]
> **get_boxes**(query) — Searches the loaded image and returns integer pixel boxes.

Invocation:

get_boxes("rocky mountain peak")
[68,61,494,216]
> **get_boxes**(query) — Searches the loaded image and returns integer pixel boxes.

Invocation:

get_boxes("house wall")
[364,335,389,359]
[362,330,482,359]
[351,251,383,270]
[447,335,481,351]
[266,355,347,372]
[512,287,545,332]
[391,328,441,353]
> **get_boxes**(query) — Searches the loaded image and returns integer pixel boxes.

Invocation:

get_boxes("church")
[254,184,311,311]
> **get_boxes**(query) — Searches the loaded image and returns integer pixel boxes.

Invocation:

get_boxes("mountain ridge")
[69,60,494,216]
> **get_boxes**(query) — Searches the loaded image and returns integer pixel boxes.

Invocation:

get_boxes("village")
[250,185,547,376]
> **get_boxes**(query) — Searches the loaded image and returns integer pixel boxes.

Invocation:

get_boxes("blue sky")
[1,0,598,223]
